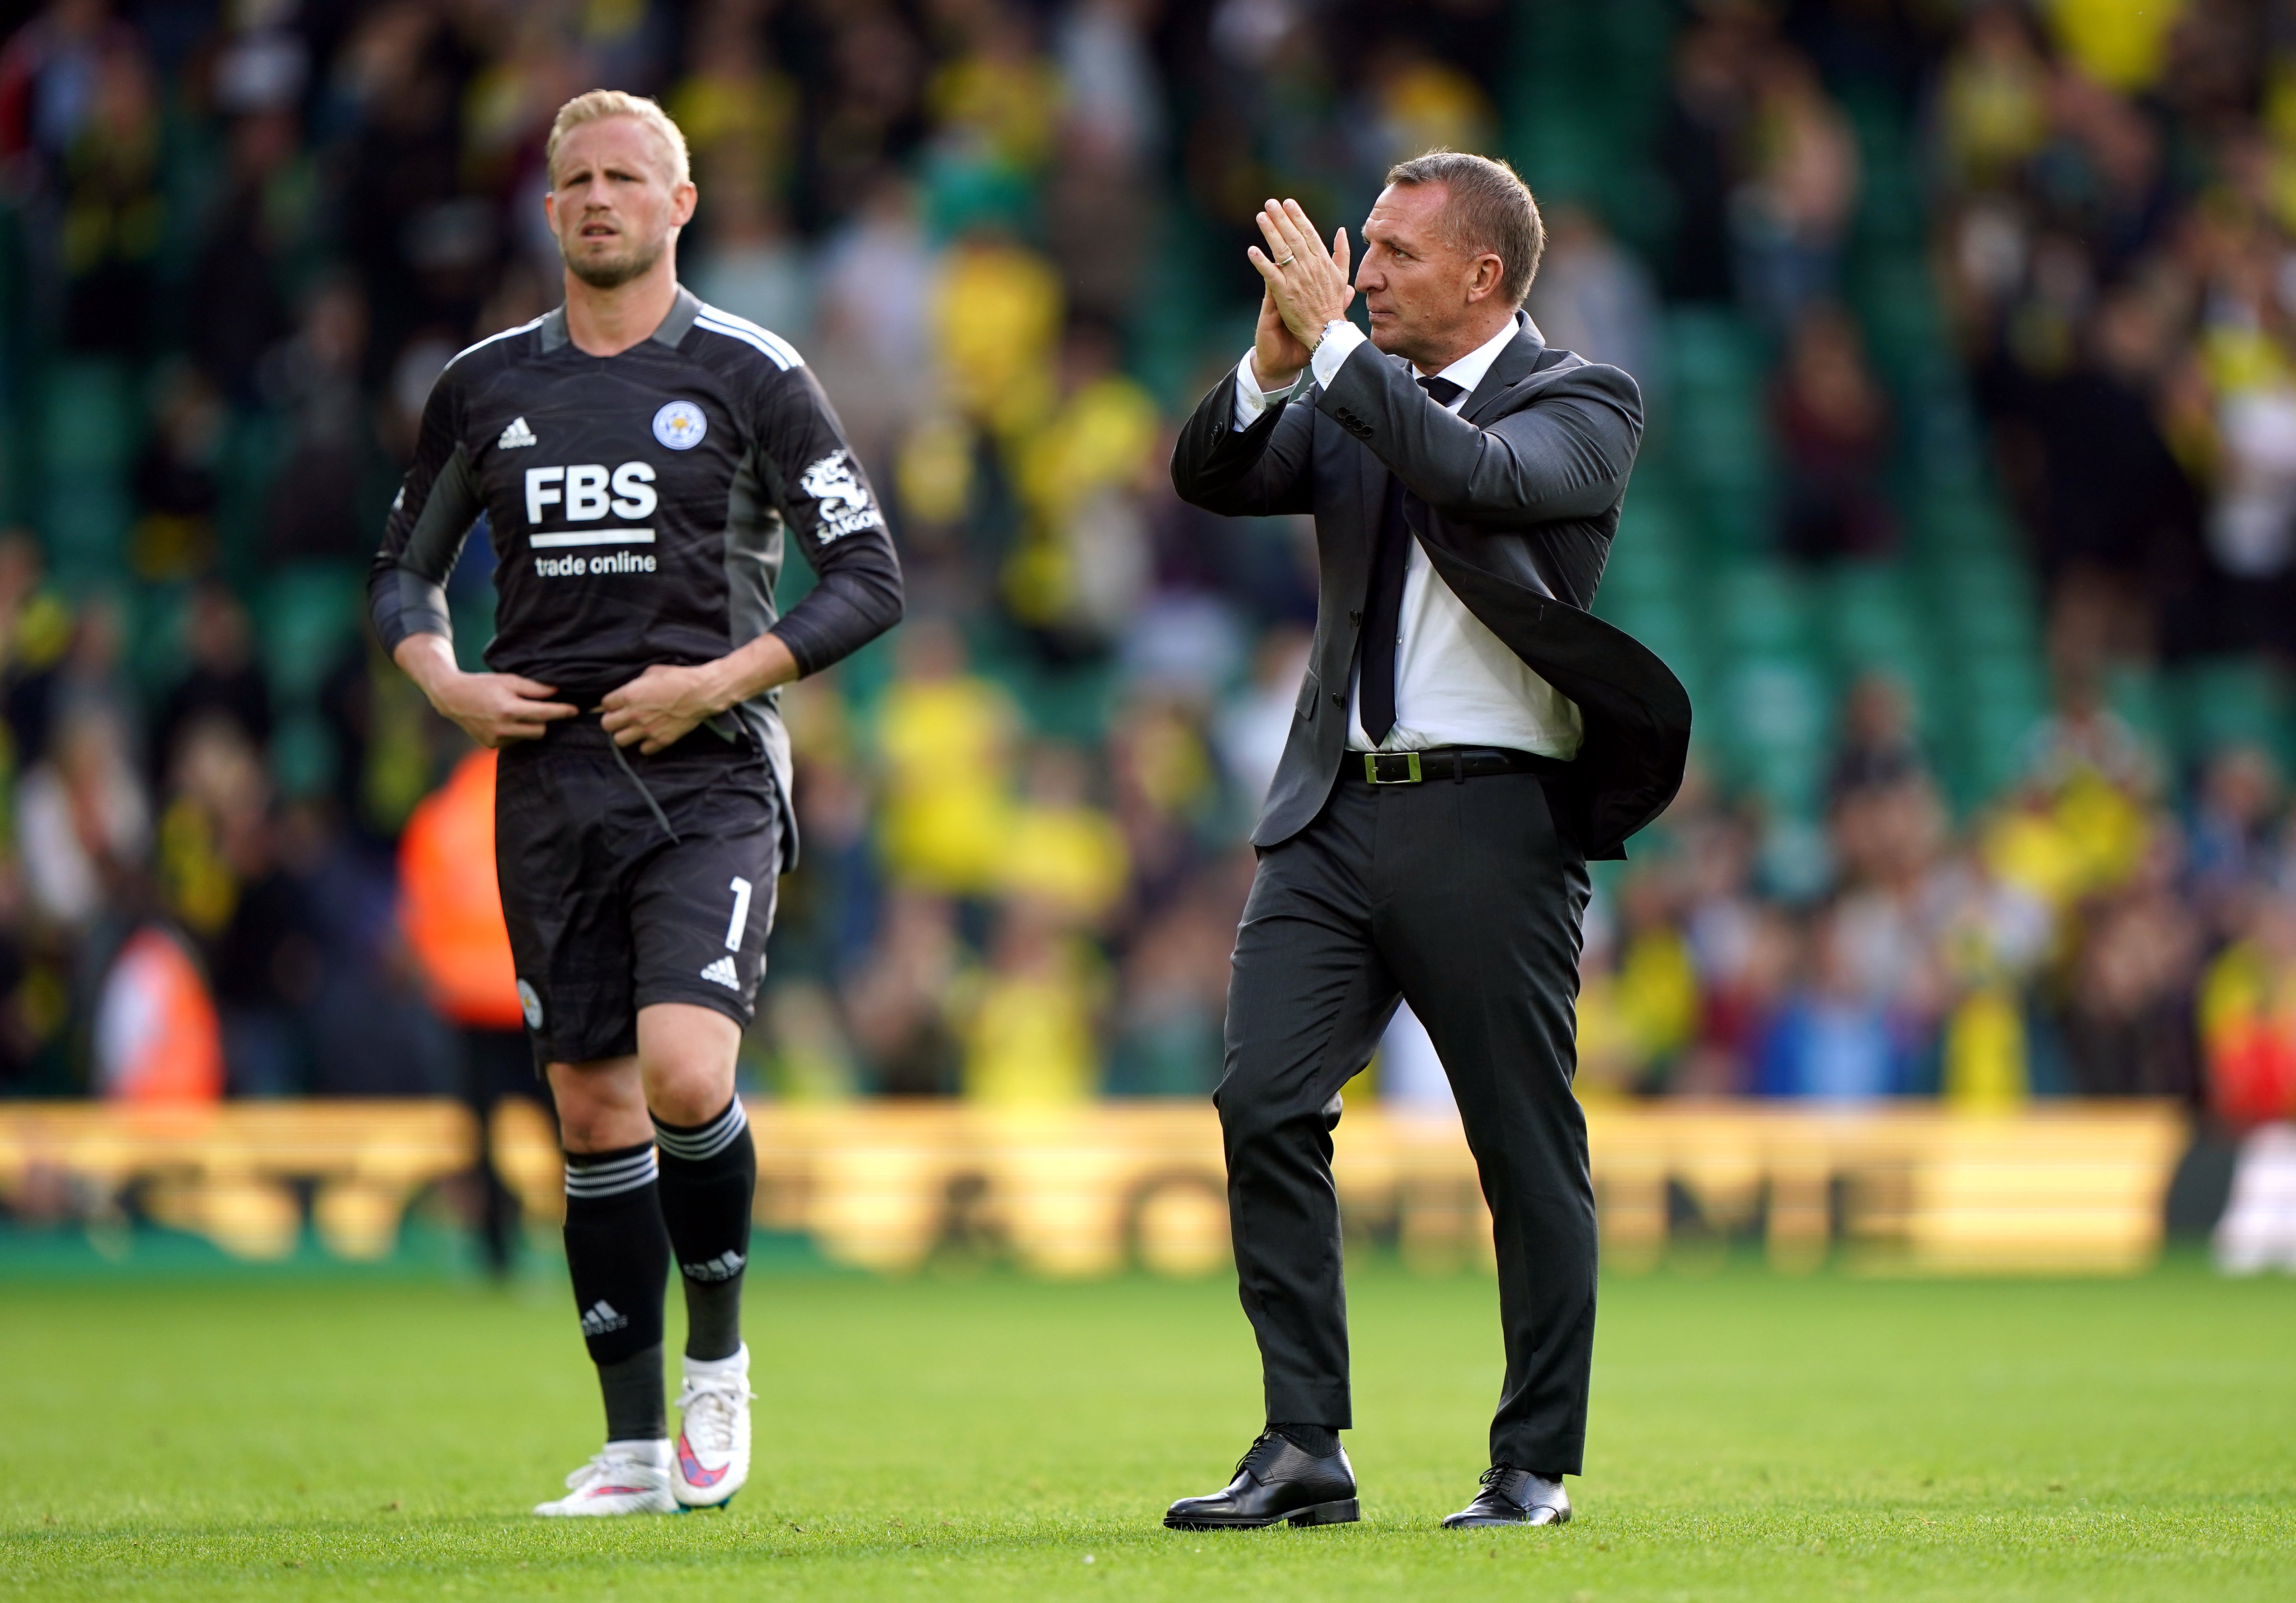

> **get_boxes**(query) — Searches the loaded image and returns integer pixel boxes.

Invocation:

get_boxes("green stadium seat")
[40,480,130,588]
[1712,561,1814,657]
[259,564,365,707]
[2168,658,2295,771]
[40,361,132,471]
[1720,657,1833,820]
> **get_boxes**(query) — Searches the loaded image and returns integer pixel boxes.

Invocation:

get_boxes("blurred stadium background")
[1,0,2296,1288]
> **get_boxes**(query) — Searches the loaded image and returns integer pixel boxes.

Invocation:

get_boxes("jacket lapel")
[1462,313,1547,425]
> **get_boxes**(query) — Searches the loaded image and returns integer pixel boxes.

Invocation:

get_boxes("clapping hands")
[1247,198,1354,391]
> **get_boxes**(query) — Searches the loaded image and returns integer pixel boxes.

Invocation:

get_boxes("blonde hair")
[545,90,691,188]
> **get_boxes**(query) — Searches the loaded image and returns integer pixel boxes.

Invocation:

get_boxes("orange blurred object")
[399,749,523,1030]
[94,926,224,1102]
[2206,1024,2296,1127]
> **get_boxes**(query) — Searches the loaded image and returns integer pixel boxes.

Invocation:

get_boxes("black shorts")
[494,716,780,1067]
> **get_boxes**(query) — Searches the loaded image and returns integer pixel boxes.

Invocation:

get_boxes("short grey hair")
[1384,150,1543,307]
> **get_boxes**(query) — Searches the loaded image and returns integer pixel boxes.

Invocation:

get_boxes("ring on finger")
[1274,253,1295,267]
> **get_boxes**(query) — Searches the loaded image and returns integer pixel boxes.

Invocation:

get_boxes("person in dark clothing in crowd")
[153,582,272,792]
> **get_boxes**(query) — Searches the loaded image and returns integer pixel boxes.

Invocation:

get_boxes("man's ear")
[670,181,699,228]
[1465,252,1504,305]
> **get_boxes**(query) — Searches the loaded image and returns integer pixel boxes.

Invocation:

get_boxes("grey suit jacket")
[1171,313,1690,860]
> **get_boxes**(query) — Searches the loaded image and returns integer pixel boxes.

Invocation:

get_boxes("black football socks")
[563,1141,671,1441]
[1272,1423,1341,1457]
[653,1096,756,1363]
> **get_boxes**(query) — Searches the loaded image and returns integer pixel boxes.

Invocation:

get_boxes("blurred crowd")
[3,0,2296,1132]
[1582,670,2296,1122]
[1552,0,2296,1127]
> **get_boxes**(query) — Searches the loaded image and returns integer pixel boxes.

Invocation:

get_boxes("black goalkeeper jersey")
[368,287,903,862]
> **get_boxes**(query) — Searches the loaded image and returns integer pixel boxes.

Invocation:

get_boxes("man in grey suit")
[1162,153,1689,1532]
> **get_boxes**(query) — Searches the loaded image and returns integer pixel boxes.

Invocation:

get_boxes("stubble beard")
[563,229,667,290]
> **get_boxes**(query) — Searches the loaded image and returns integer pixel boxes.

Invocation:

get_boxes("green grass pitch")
[4,1254,2294,1600]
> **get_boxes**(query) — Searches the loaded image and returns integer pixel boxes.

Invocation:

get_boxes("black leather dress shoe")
[1164,1432,1359,1529]
[1441,1465,1570,1528]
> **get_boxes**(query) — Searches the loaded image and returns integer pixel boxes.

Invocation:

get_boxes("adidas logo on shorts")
[579,1300,628,1337]
[682,1250,746,1282]
[498,415,537,449]
[699,956,739,990]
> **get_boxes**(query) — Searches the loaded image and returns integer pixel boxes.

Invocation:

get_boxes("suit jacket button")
[1349,610,1362,625]
[1330,693,1343,706]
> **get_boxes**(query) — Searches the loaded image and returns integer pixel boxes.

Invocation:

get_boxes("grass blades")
[3,1259,2294,1600]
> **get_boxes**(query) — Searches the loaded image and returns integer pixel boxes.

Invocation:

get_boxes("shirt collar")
[1423,315,1522,400]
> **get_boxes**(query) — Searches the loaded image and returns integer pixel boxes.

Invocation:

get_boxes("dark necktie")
[1358,374,1466,745]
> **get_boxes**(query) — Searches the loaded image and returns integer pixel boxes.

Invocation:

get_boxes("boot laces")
[675,1372,753,1456]
[1234,1430,1286,1481]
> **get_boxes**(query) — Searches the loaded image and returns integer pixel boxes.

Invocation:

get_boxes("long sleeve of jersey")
[752,367,904,677]
[369,365,480,655]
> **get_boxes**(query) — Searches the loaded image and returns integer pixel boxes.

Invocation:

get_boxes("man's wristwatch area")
[1309,320,1366,388]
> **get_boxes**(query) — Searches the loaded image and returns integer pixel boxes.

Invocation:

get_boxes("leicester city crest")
[517,979,543,1031]
[652,400,707,450]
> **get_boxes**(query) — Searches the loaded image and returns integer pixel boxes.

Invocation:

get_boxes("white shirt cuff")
[1309,320,1367,389]
[1232,349,1274,428]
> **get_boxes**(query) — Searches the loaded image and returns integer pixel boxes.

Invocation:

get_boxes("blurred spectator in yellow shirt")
[932,226,1062,437]
[1006,325,1159,644]
[1000,742,1129,930]
[2046,0,2186,94]
[1355,39,1494,174]
[927,4,1064,174]
[1611,869,1701,1093]
[1937,7,2051,192]
[961,897,1105,1107]
[874,618,1019,898]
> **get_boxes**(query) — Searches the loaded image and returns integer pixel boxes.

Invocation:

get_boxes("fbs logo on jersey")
[579,1301,628,1337]
[699,956,739,990]
[653,400,707,450]
[498,416,538,449]
[799,450,881,542]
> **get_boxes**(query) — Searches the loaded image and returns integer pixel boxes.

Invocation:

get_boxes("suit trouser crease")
[1217,772,1596,1473]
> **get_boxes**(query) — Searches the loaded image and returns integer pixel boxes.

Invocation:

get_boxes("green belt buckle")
[1365,751,1422,785]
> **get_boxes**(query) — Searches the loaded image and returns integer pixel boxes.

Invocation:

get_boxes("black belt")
[1346,747,1567,785]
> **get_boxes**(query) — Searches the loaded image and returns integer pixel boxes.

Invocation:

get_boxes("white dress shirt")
[1232,318,1585,760]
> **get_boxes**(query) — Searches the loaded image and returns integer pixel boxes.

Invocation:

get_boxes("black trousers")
[1218,768,1596,1474]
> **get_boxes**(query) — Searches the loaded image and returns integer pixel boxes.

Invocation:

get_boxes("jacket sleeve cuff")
[1233,349,1308,428]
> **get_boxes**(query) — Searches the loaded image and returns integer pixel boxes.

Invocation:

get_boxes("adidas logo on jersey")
[682,1250,746,1283]
[579,1300,628,1337]
[699,956,739,990]
[498,415,538,449]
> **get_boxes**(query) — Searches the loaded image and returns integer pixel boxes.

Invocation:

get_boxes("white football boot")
[533,1439,678,1517]
[672,1345,753,1508]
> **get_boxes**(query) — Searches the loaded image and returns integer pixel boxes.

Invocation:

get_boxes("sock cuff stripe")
[565,1147,657,1177]
[564,1142,655,1170]
[565,1173,655,1199]
[563,1148,659,1197]
[653,1099,748,1161]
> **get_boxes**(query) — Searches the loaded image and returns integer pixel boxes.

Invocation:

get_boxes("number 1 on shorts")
[723,876,753,952]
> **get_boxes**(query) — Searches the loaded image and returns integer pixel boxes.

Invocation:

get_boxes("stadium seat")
[258,564,365,707]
